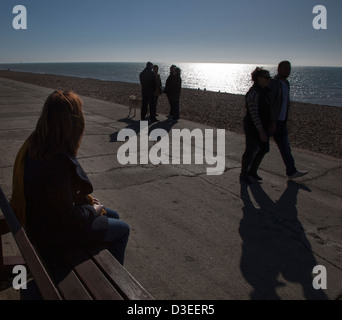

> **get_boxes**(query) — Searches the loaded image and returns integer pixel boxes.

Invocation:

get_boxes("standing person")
[240,68,275,184]
[11,90,130,265]
[269,61,308,179]
[153,65,163,115]
[163,64,177,118]
[166,67,182,122]
[139,62,158,123]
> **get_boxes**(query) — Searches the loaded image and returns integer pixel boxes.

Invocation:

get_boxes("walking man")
[269,61,308,179]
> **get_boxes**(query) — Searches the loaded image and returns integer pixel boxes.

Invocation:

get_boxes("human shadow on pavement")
[239,180,328,300]
[109,118,141,142]
[109,118,177,142]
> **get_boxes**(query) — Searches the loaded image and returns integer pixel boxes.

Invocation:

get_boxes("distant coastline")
[0,62,341,107]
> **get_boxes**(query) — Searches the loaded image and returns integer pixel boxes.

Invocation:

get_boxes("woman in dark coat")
[12,90,130,264]
[164,66,182,121]
[240,68,275,184]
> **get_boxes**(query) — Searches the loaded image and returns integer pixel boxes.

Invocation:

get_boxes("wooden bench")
[0,187,153,300]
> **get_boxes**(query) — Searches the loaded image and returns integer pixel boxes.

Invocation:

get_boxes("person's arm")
[163,76,171,94]
[175,77,182,100]
[46,156,98,227]
[246,91,268,142]
[268,79,283,122]
[151,72,157,92]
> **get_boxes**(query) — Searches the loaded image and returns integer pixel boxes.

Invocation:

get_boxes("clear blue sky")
[0,0,341,66]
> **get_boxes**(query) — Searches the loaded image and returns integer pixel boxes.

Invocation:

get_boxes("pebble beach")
[0,70,341,158]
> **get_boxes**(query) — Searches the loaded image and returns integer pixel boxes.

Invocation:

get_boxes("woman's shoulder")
[246,86,260,102]
[35,152,79,171]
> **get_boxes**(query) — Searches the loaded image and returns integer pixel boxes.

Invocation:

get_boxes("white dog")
[128,95,147,118]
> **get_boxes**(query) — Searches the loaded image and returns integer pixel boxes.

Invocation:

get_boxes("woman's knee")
[105,208,120,219]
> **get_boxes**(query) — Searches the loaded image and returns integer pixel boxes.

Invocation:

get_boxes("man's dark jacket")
[139,67,156,96]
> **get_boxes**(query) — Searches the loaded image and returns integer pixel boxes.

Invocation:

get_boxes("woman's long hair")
[28,90,85,161]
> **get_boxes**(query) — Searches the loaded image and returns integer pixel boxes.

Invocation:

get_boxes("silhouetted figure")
[239,180,327,300]
[163,64,177,118]
[268,61,308,179]
[139,62,158,123]
[164,67,182,122]
[12,90,130,265]
[240,68,274,184]
[153,65,163,115]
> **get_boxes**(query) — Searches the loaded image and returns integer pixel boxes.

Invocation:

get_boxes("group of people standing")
[240,60,308,184]
[139,62,182,123]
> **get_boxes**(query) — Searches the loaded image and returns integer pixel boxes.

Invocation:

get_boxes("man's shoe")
[248,171,263,181]
[288,171,308,179]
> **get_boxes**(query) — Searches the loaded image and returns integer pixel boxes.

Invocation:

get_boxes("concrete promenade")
[0,77,341,300]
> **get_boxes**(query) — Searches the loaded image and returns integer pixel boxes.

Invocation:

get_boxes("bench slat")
[13,230,63,300]
[65,249,123,300]
[88,246,154,300]
[0,215,9,235]
[41,252,92,300]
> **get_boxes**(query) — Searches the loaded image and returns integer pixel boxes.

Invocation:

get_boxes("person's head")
[28,90,85,161]
[173,67,181,76]
[251,67,271,88]
[146,62,153,70]
[277,60,291,79]
[170,65,176,73]
[153,65,159,73]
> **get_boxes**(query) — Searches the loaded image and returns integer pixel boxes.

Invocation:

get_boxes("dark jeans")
[272,121,297,176]
[241,123,270,176]
[154,96,159,110]
[103,208,130,265]
[141,94,157,121]
[169,99,180,120]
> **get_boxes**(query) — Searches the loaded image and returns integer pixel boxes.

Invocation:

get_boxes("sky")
[0,0,341,66]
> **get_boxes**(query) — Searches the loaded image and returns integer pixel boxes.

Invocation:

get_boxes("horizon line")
[1,61,342,68]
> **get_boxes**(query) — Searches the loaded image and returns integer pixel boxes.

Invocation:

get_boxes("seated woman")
[12,90,130,265]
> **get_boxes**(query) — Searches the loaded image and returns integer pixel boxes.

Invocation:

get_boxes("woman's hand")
[92,198,101,205]
[93,203,105,215]
[91,198,104,214]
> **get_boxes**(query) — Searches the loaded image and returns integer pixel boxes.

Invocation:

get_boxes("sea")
[0,62,341,107]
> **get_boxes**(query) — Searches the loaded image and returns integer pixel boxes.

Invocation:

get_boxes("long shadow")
[109,118,141,142]
[239,180,328,300]
[110,118,177,143]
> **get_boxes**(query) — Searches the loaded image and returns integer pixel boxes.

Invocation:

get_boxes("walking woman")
[11,90,130,264]
[240,68,275,184]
